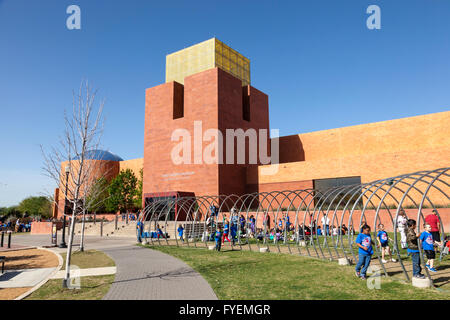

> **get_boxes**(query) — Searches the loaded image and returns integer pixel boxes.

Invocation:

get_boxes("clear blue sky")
[0,0,449,207]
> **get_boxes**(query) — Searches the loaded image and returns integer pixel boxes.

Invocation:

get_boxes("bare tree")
[41,80,105,288]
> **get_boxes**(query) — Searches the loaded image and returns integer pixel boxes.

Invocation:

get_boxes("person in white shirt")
[396,209,408,249]
[321,215,330,235]
[332,226,339,236]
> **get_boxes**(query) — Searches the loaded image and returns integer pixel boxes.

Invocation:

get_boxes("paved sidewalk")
[51,266,116,279]
[0,268,56,288]
[13,235,218,300]
[102,245,218,300]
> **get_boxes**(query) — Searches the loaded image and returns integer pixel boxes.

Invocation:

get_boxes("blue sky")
[0,0,449,206]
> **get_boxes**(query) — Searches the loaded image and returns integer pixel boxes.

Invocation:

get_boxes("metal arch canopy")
[138,167,450,286]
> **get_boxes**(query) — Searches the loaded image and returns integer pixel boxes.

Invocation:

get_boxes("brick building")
[53,38,450,218]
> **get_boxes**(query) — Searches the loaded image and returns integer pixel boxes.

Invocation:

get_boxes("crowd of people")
[140,205,450,280]
[355,209,449,280]
[0,218,37,233]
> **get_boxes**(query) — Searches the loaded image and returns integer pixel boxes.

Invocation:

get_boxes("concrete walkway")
[102,245,218,300]
[13,235,218,300]
[51,266,117,279]
[0,268,56,288]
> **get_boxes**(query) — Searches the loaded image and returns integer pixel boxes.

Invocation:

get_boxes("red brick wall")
[250,208,450,233]
[143,68,270,201]
[31,221,62,235]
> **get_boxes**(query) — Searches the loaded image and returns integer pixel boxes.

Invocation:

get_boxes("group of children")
[355,219,446,280]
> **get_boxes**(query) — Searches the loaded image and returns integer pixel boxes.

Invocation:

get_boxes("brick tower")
[143,39,269,205]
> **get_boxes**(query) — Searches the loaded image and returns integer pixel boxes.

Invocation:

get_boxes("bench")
[0,256,5,274]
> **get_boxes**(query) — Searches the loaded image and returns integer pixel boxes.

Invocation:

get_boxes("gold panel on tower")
[166,38,250,86]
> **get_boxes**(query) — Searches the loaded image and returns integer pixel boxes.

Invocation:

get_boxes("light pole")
[59,164,70,248]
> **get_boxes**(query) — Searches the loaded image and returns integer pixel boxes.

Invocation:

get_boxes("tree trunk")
[63,205,77,287]
[80,209,86,252]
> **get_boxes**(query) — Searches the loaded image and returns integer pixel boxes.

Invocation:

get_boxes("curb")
[14,247,64,300]
[0,246,37,253]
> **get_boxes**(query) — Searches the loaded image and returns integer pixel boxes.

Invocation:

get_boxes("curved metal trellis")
[138,168,450,286]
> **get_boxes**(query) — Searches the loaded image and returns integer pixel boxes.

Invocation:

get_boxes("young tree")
[41,80,105,288]
[133,168,143,210]
[86,176,110,214]
[106,169,137,215]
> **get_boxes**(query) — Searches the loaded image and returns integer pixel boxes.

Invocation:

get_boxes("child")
[332,226,339,236]
[222,220,231,244]
[317,225,322,236]
[157,225,164,239]
[420,224,441,272]
[355,224,374,280]
[276,229,281,242]
[230,222,237,246]
[215,227,223,251]
[443,236,450,256]
[406,219,425,279]
[285,215,291,231]
[377,224,397,263]
[278,218,283,230]
[177,224,184,243]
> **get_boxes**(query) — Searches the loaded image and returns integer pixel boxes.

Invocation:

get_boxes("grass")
[61,249,115,270]
[25,275,115,300]
[145,245,450,300]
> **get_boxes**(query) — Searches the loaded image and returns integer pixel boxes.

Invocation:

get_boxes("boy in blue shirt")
[355,224,374,280]
[420,224,441,272]
[317,225,322,236]
[215,227,223,251]
[377,224,396,263]
[177,224,184,243]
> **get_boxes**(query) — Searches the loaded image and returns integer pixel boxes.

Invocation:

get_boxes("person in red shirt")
[424,209,441,242]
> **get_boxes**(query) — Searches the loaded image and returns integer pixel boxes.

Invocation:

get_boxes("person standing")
[136,220,144,243]
[406,219,425,279]
[321,215,330,236]
[396,209,408,249]
[230,222,237,246]
[177,224,184,243]
[15,218,20,232]
[222,220,231,244]
[377,224,396,263]
[355,225,374,280]
[425,209,441,243]
[215,227,223,251]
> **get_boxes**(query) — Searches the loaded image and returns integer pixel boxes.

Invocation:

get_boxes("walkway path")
[12,234,218,300]
[102,245,217,300]
[51,266,117,279]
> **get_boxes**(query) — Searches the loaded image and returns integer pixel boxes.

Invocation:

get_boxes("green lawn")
[61,249,115,270]
[145,245,450,300]
[26,275,114,300]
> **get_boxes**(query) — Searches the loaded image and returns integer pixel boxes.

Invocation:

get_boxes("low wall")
[31,221,63,235]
